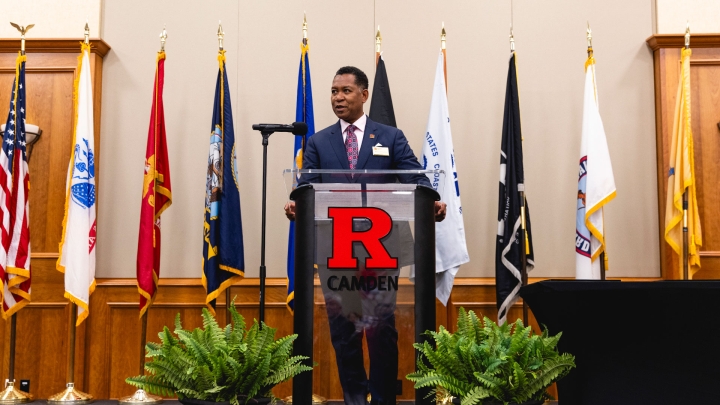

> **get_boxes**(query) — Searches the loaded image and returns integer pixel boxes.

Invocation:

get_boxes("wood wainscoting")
[2,270,659,401]
[647,34,720,279]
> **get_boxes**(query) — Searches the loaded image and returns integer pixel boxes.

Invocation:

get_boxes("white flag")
[422,51,469,305]
[575,57,616,279]
[57,43,97,325]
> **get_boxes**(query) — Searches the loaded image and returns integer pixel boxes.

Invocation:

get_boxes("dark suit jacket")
[300,117,431,186]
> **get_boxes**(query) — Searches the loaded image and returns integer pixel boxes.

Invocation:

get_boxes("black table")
[520,280,720,405]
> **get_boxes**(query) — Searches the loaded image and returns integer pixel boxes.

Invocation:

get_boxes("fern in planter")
[407,308,575,405]
[126,300,312,405]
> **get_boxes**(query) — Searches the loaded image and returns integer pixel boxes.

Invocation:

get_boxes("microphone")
[252,122,308,135]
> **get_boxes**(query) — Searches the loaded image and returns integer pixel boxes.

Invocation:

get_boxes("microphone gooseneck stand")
[252,122,307,326]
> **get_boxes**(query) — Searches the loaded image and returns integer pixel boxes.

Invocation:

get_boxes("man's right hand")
[284,201,296,221]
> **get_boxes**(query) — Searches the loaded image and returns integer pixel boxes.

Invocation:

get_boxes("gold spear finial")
[160,25,167,52]
[586,21,593,57]
[441,22,446,50]
[10,22,34,55]
[303,13,308,42]
[84,20,90,44]
[509,26,515,53]
[684,21,690,49]
[376,26,382,53]
[218,21,224,51]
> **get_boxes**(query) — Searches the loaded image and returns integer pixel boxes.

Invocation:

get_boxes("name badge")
[372,144,389,156]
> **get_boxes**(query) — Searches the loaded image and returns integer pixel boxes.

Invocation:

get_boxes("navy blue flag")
[287,40,315,313]
[202,52,245,312]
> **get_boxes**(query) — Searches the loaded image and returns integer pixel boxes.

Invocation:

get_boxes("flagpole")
[375,26,381,65]
[49,23,94,404]
[1,22,34,404]
[441,23,447,93]
[119,28,167,405]
[682,23,690,281]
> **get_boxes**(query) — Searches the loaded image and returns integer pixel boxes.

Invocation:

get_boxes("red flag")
[1,53,31,318]
[137,52,172,316]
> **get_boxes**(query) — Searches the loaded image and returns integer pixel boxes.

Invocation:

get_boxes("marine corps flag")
[287,37,315,313]
[0,52,31,318]
[496,53,534,325]
[575,54,616,279]
[664,48,702,278]
[58,42,97,325]
[202,51,245,312]
[137,51,172,317]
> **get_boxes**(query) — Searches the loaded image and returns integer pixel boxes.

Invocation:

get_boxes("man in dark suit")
[284,66,445,405]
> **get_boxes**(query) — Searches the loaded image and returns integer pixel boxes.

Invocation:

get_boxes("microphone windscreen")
[292,122,308,136]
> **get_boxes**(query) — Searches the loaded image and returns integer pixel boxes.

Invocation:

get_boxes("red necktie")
[345,124,358,170]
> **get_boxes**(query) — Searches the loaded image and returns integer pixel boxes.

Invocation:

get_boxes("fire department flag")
[575,55,617,279]
[137,51,172,317]
[1,52,31,318]
[664,48,702,278]
[57,42,97,325]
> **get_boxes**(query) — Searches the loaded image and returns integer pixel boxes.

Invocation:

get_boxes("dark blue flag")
[203,52,245,312]
[287,40,315,313]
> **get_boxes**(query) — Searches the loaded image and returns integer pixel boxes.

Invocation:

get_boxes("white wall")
[0,0,101,38]
[656,0,720,33]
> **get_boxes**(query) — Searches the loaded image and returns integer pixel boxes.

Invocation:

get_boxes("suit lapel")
[329,121,350,170]
[355,117,376,172]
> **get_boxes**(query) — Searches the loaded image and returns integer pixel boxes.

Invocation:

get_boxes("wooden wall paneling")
[647,34,720,279]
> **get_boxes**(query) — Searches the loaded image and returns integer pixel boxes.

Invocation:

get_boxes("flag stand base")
[0,380,32,403]
[47,383,93,404]
[118,389,163,405]
[283,394,327,404]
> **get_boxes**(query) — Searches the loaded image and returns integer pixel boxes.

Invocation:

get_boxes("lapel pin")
[369,133,375,139]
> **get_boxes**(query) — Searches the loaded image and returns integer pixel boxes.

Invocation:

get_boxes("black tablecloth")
[520,280,720,405]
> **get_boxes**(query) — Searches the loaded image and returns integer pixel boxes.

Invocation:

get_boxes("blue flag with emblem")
[287,39,315,313]
[202,52,244,313]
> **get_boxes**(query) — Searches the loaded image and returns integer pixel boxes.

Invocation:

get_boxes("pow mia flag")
[495,52,534,325]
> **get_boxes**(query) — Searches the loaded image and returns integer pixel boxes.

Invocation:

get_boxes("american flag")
[0,54,31,318]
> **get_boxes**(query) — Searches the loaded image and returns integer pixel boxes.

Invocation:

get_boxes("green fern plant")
[407,308,575,405]
[126,299,312,405]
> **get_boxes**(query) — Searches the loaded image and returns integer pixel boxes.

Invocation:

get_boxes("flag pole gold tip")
[684,22,690,49]
[118,389,163,405]
[375,26,382,53]
[217,22,224,51]
[509,26,515,53]
[586,22,593,57]
[0,380,33,403]
[10,22,33,55]
[47,383,93,404]
[159,26,167,52]
[302,14,308,40]
[84,22,90,44]
[441,23,446,50]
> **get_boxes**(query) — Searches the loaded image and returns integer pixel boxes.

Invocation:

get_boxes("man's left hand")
[434,201,447,222]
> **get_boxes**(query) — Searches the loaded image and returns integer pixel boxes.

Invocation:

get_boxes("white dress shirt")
[340,114,367,151]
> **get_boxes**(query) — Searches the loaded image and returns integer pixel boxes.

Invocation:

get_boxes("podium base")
[118,389,163,405]
[282,394,327,404]
[48,383,94,404]
[0,381,32,403]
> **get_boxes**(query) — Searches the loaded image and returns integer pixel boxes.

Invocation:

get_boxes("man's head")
[331,66,369,123]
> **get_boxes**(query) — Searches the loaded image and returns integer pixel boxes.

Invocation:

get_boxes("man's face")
[331,74,368,123]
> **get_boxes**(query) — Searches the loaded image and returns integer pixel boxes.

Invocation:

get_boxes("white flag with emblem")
[57,43,97,325]
[575,56,616,279]
[422,50,469,305]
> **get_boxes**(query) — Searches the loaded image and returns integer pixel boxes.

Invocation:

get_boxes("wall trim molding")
[646,34,720,51]
[0,38,111,57]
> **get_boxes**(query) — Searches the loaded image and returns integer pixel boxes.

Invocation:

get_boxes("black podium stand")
[520,280,720,405]
[288,171,440,405]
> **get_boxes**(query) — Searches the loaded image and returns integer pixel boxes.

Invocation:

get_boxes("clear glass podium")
[285,169,443,405]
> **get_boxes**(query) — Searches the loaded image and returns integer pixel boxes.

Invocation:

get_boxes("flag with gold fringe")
[575,54,616,279]
[287,37,315,313]
[137,51,172,317]
[202,51,245,313]
[0,51,31,318]
[57,42,97,325]
[664,47,702,278]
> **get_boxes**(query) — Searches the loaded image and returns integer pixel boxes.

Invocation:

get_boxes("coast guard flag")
[496,53,534,325]
[202,51,245,312]
[137,51,172,317]
[0,52,31,318]
[665,48,702,278]
[287,38,315,313]
[422,50,469,305]
[575,55,616,279]
[57,42,96,325]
